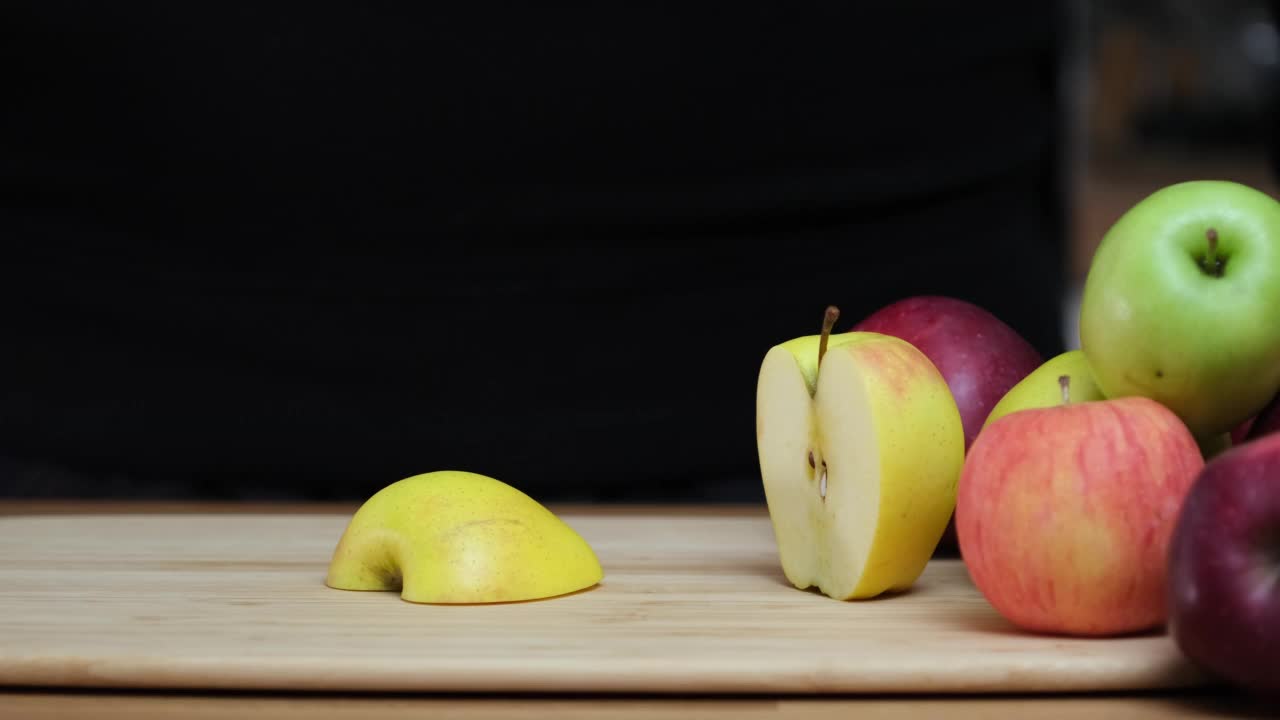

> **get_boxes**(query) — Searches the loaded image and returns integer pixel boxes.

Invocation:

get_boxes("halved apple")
[756,309,964,600]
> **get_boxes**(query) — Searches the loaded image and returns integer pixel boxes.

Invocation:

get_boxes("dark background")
[3,3,1270,503]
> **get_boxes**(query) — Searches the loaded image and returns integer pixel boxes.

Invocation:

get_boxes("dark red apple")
[1234,416,1257,445]
[1245,391,1280,441]
[1167,433,1280,694]
[852,296,1043,449]
[853,296,1043,553]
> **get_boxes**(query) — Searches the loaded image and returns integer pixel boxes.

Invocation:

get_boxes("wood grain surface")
[0,512,1208,695]
[0,690,1265,720]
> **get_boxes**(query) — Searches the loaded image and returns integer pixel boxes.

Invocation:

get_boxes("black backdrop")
[1,3,1069,501]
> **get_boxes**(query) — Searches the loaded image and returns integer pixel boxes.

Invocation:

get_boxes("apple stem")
[1059,375,1071,406]
[818,305,841,367]
[1204,228,1223,277]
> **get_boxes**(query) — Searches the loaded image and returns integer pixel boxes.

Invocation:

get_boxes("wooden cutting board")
[0,512,1207,694]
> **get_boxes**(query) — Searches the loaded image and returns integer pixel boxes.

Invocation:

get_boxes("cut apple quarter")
[756,331,964,600]
[326,471,603,604]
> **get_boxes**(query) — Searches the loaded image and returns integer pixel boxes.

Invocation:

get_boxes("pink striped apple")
[957,387,1204,636]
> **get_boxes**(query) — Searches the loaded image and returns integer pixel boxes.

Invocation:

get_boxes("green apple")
[986,351,1231,461]
[1196,432,1233,461]
[326,471,603,603]
[1079,180,1280,438]
[983,350,1105,428]
[756,307,965,600]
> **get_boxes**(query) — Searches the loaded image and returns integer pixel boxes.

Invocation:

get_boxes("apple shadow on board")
[938,603,1168,641]
[773,576,919,602]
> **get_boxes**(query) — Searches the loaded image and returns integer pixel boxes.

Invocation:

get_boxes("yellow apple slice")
[326,471,603,604]
[756,309,964,600]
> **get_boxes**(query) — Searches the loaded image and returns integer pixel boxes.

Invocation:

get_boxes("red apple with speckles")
[957,390,1204,636]
[852,296,1043,449]
[1168,433,1280,694]
[854,296,1043,550]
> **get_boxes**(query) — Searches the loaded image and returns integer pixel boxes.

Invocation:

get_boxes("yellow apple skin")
[326,471,603,604]
[983,350,1105,429]
[761,331,965,599]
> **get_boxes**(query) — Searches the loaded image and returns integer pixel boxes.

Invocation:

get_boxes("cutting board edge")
[0,657,1213,696]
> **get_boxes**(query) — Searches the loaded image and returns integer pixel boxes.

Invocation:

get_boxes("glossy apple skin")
[853,296,1042,449]
[957,396,1204,636]
[854,296,1042,553]
[1246,392,1280,441]
[1080,180,1280,438]
[1168,434,1280,694]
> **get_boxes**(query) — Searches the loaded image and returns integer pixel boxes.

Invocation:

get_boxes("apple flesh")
[1168,433,1280,694]
[853,296,1042,449]
[756,326,964,600]
[957,394,1204,636]
[1080,180,1280,438]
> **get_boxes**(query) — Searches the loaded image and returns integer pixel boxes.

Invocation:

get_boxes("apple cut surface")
[757,333,964,600]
